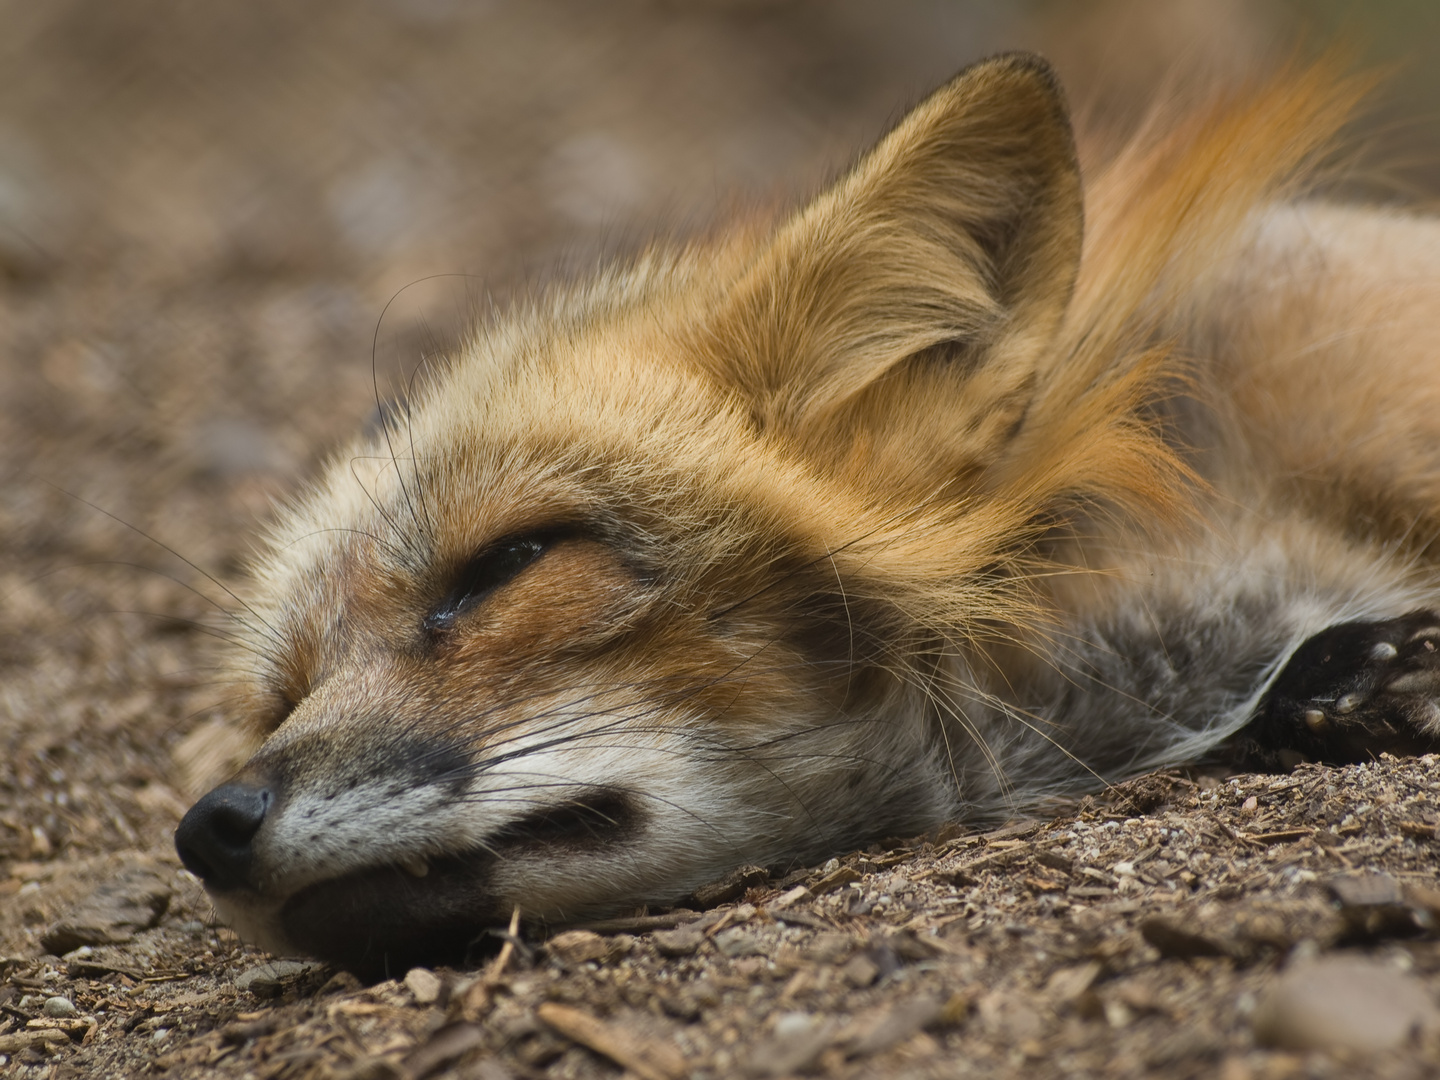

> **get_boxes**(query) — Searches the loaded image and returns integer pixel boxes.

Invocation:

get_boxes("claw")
[1303,709,1328,733]
[1408,628,1440,654]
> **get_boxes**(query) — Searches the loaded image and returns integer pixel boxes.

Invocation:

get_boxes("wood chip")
[1140,917,1230,959]
[1024,876,1066,893]
[1044,961,1102,1004]
[767,885,811,911]
[218,1016,280,1045]
[1328,871,1424,940]
[873,849,922,869]
[1254,955,1440,1052]
[0,1028,72,1053]
[1033,849,1074,874]
[1403,882,1440,922]
[743,1015,835,1077]
[573,910,698,934]
[39,855,172,954]
[929,867,979,888]
[690,864,768,908]
[1241,828,1314,844]
[1328,870,1403,906]
[772,908,829,930]
[810,866,862,895]
[840,995,943,1057]
[545,929,609,964]
[980,820,1044,842]
[66,956,145,981]
[399,1022,486,1080]
[1397,819,1438,841]
[234,960,320,997]
[455,905,522,1020]
[536,1002,687,1080]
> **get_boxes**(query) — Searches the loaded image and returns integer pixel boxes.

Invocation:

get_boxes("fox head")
[175,54,1182,971]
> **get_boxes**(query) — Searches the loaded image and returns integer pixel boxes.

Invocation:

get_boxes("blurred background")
[1,0,1439,859]
[4,1,1439,298]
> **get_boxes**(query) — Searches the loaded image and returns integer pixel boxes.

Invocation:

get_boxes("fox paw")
[1236,610,1440,769]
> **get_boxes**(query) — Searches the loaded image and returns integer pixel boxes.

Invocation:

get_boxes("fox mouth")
[271,791,651,971]
[192,789,652,973]
[179,778,656,972]
[275,850,508,975]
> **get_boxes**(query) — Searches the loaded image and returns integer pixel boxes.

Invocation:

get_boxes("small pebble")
[1253,954,1439,1052]
[804,933,854,965]
[652,923,706,957]
[714,928,764,958]
[772,1012,819,1039]
[404,966,442,1005]
[747,1013,833,1077]
[42,997,79,1018]
[840,953,880,988]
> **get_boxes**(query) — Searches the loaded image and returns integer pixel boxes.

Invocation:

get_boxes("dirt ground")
[4,2,1440,1078]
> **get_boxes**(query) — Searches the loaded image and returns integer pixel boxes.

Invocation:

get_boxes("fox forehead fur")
[179,53,1440,969]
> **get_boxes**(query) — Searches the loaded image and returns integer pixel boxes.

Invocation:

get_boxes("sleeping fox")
[175,54,1440,971]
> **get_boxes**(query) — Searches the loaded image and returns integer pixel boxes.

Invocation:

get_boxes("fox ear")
[709,53,1083,467]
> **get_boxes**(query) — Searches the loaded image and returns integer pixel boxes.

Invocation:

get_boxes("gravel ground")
[3,3,1440,1078]
[4,763,1439,1077]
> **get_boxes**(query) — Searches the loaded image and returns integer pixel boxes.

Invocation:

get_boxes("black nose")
[174,783,272,891]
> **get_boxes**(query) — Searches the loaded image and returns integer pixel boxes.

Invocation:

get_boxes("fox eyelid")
[423,533,552,634]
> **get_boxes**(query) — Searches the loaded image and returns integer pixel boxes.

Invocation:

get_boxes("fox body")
[176,55,1440,970]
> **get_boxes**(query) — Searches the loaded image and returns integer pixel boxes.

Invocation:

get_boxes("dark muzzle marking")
[489,788,646,851]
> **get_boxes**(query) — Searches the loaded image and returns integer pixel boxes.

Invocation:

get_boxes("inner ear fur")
[705,53,1083,474]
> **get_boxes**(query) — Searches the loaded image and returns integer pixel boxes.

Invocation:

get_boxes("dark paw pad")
[1236,610,1440,769]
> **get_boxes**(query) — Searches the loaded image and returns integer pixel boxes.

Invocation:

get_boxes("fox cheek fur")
[176,53,1440,971]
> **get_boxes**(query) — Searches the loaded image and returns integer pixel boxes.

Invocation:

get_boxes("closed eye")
[423,531,556,634]
[258,687,303,733]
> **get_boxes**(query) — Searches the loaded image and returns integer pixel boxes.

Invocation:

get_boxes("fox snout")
[174,732,662,971]
[174,781,271,892]
[175,769,514,972]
